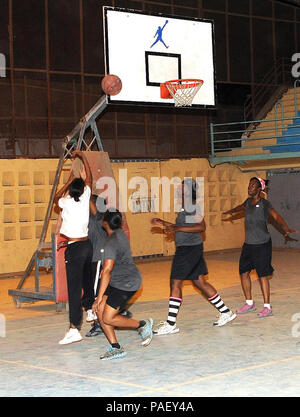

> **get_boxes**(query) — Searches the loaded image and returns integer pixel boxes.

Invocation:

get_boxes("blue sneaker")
[100,346,127,360]
[138,318,153,347]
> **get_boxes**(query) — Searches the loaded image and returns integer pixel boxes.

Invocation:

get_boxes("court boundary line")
[0,358,162,393]
[127,354,300,396]
[1,355,300,397]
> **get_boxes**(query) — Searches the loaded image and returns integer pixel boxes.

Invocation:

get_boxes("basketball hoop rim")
[160,78,204,104]
[164,79,204,89]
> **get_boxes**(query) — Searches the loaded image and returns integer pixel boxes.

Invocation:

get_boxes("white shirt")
[59,185,91,238]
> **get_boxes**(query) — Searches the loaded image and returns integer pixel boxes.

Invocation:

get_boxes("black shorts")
[170,244,208,281]
[239,238,274,278]
[104,285,136,310]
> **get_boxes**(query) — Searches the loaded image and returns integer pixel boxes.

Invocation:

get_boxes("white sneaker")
[213,311,237,327]
[86,309,97,323]
[59,328,83,345]
[153,321,179,335]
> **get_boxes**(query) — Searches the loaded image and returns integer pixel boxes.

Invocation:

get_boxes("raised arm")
[89,197,97,216]
[73,150,92,188]
[54,170,75,206]
[162,20,168,30]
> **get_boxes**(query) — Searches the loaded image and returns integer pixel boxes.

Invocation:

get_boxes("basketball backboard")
[103,7,216,109]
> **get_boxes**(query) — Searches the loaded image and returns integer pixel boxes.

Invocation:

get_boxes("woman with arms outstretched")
[223,177,297,317]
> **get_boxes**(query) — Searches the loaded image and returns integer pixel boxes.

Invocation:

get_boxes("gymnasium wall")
[0,158,265,275]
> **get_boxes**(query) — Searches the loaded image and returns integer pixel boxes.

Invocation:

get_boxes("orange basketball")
[101,74,122,96]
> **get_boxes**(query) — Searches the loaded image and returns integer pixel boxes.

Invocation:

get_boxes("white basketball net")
[165,79,203,107]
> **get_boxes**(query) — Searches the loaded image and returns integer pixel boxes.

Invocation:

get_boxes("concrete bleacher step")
[243,138,277,148]
[265,109,296,120]
[276,123,300,144]
[284,89,300,98]
[263,144,300,153]
[277,136,300,144]
[282,126,300,135]
[216,147,270,157]
[288,118,300,125]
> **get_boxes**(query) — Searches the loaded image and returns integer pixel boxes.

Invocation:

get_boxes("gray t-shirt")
[175,204,203,247]
[243,198,272,244]
[88,211,107,262]
[103,228,142,292]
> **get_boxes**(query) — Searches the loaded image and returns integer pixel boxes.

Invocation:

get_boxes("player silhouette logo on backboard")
[150,20,169,49]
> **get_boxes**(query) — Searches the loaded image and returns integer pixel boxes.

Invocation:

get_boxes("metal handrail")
[213,122,300,136]
[244,57,292,120]
[213,133,300,145]
[210,115,300,158]
[213,139,300,152]
[212,115,298,128]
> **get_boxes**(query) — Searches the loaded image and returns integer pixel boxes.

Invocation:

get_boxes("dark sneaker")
[85,321,103,337]
[100,346,127,360]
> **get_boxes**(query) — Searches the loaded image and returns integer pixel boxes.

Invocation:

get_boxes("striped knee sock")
[167,297,182,326]
[208,293,230,314]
